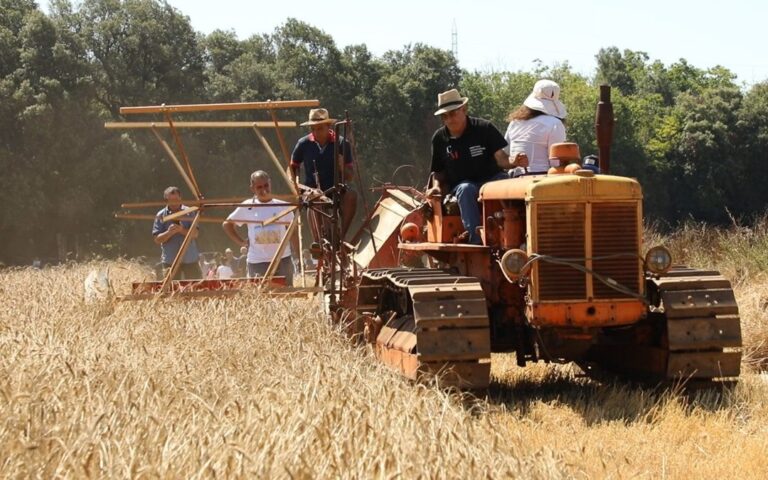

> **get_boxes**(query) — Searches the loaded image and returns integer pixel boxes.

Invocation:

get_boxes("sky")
[44,0,768,85]
[157,0,768,86]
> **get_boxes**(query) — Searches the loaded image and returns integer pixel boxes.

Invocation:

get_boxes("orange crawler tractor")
[326,86,742,389]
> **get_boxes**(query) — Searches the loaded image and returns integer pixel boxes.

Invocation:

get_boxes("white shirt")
[227,198,294,264]
[504,115,566,173]
[216,264,234,279]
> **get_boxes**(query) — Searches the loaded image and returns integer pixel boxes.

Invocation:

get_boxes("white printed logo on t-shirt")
[469,145,485,157]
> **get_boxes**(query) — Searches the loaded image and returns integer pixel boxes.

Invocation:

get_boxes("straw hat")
[434,89,469,116]
[524,79,567,119]
[300,108,336,126]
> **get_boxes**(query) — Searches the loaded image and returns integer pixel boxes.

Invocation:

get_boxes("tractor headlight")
[501,249,529,279]
[645,246,672,274]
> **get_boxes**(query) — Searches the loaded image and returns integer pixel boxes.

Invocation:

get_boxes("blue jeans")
[452,171,510,244]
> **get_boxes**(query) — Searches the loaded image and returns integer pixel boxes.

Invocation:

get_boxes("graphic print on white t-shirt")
[253,229,281,245]
[226,198,294,264]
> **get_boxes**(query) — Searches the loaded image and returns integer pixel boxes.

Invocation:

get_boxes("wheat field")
[2,240,768,478]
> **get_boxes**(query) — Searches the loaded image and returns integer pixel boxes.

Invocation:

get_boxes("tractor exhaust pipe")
[595,85,614,174]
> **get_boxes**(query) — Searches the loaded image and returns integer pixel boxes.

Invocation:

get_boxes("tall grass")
[647,215,768,367]
[646,213,768,282]
[2,260,768,478]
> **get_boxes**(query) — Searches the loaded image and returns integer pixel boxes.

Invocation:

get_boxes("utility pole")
[451,19,458,59]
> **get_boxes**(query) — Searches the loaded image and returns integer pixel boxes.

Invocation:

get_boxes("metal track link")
[361,267,491,389]
[653,268,742,380]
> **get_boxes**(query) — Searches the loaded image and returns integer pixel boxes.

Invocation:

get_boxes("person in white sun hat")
[504,79,567,173]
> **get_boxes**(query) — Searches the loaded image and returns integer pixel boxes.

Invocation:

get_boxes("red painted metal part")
[131,277,286,294]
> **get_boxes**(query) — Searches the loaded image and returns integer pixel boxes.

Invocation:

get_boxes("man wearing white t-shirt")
[222,170,298,284]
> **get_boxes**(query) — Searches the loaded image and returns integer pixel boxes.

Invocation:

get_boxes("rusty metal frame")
[109,99,322,297]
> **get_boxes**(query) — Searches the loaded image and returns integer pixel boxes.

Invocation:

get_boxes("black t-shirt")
[430,116,508,189]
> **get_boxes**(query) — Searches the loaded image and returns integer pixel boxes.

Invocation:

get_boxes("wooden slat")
[151,127,200,199]
[261,214,298,281]
[261,205,298,226]
[120,195,296,208]
[105,121,297,129]
[159,212,201,293]
[252,126,297,194]
[162,206,199,223]
[270,108,293,165]
[119,290,241,301]
[417,327,490,361]
[667,315,742,350]
[162,112,204,200]
[115,213,289,225]
[667,351,742,378]
[263,286,324,294]
[120,99,319,115]
[662,288,739,318]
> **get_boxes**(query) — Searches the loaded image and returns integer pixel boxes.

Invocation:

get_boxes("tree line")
[1,0,767,264]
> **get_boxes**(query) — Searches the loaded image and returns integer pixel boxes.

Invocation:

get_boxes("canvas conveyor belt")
[358,268,491,389]
[653,266,742,380]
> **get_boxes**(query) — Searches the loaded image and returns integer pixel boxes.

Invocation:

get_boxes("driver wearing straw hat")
[428,89,516,244]
[290,107,357,237]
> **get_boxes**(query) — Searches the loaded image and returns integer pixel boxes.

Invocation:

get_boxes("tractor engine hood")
[479,173,643,202]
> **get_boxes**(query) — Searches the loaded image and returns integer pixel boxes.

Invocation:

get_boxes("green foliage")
[460,71,535,128]
[596,47,649,96]
[71,0,205,112]
[2,4,768,264]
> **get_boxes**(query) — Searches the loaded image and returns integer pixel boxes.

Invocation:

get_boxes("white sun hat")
[523,79,567,119]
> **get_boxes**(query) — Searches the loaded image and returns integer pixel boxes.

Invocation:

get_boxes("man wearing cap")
[428,89,513,244]
[290,108,357,237]
[152,186,202,279]
[504,79,567,173]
